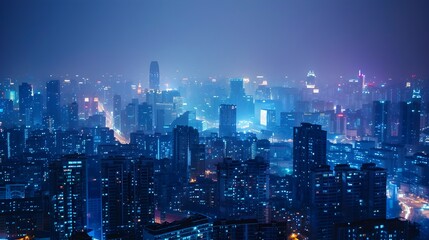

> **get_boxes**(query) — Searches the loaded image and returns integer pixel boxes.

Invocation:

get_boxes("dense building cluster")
[0,64,426,239]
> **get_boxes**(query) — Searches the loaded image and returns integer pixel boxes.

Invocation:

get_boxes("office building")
[32,92,43,127]
[217,158,269,223]
[372,101,391,143]
[18,82,33,126]
[68,102,79,130]
[101,156,154,239]
[113,94,121,131]
[49,155,87,239]
[46,80,61,129]
[399,100,421,145]
[293,123,327,208]
[361,163,387,220]
[219,104,236,138]
[138,102,153,133]
[309,165,338,240]
[173,125,199,184]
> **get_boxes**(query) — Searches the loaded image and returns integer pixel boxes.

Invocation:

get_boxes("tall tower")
[113,95,121,131]
[46,80,61,128]
[149,61,160,90]
[360,163,387,219]
[32,92,43,127]
[334,164,363,222]
[293,122,327,208]
[101,156,154,239]
[309,165,338,240]
[399,100,421,145]
[137,102,153,133]
[18,82,33,126]
[50,155,87,239]
[229,78,245,104]
[306,70,316,88]
[173,125,199,184]
[372,101,391,143]
[68,102,79,130]
[217,158,269,223]
[219,104,237,138]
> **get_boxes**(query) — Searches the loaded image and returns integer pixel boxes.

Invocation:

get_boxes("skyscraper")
[68,102,79,130]
[113,95,121,131]
[0,99,13,128]
[190,143,206,180]
[173,125,199,184]
[399,100,421,145]
[229,78,250,120]
[229,79,245,105]
[308,163,387,239]
[18,82,33,126]
[293,123,327,208]
[50,155,87,239]
[138,102,153,133]
[309,165,338,240]
[334,164,363,222]
[124,102,138,136]
[217,158,269,223]
[306,70,316,88]
[372,101,391,143]
[32,92,43,127]
[101,156,154,239]
[361,163,387,220]
[46,80,61,128]
[219,104,236,138]
[149,61,160,90]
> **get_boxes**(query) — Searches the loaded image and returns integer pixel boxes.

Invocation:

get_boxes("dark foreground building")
[143,214,212,240]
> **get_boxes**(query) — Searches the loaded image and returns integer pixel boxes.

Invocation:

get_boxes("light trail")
[98,102,129,144]
[400,202,412,220]
[398,192,429,221]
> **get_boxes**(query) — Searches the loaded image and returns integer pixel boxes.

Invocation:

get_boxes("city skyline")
[1,1,429,239]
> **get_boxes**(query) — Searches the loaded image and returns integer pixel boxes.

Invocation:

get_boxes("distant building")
[219,104,236,138]
[306,70,316,89]
[150,61,160,90]
[67,102,79,130]
[138,102,153,133]
[173,125,199,184]
[18,82,33,126]
[46,80,61,129]
[260,109,276,130]
[113,94,121,131]
[32,92,43,127]
[399,100,421,145]
[372,101,391,143]
[190,143,206,180]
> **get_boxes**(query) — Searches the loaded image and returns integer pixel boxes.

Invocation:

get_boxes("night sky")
[1,0,429,83]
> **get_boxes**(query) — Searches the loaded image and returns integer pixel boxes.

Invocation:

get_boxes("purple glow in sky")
[1,0,429,82]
